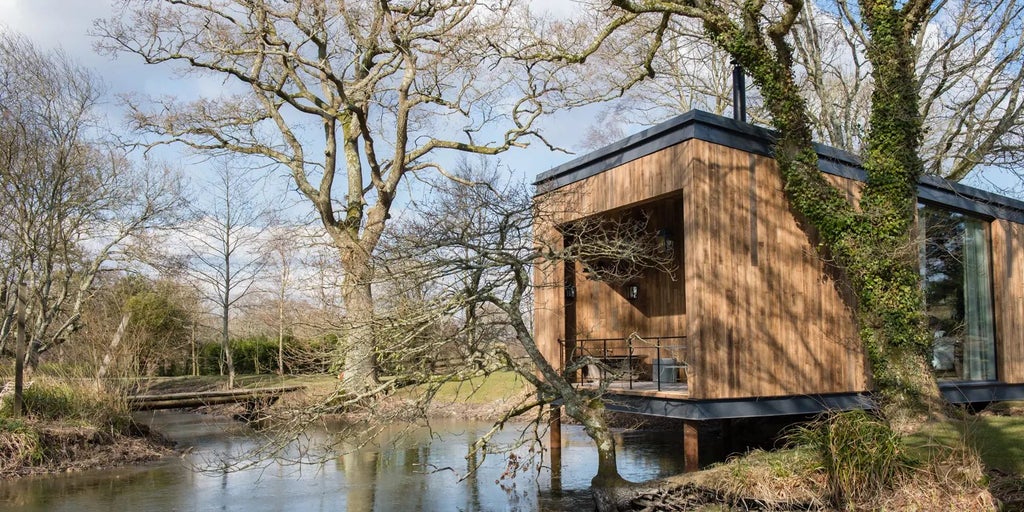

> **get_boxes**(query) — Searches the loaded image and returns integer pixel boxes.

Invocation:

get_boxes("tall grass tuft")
[1,378,134,435]
[789,409,913,507]
[0,418,43,472]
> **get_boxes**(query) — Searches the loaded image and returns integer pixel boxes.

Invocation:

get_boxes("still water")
[0,411,685,511]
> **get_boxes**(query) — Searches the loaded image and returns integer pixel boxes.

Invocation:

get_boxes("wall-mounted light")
[564,284,576,299]
[626,284,639,301]
[655,228,674,254]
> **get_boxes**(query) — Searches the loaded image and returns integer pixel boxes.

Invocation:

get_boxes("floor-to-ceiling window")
[920,204,997,381]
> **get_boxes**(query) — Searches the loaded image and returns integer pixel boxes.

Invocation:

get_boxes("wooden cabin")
[533,110,1024,468]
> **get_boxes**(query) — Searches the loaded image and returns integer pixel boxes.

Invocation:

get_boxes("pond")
[0,411,687,511]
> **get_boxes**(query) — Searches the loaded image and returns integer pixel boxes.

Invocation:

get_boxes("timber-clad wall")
[535,119,1024,402]
[571,197,685,340]
[533,142,694,373]
[992,219,1024,383]
[683,140,865,399]
[534,138,868,400]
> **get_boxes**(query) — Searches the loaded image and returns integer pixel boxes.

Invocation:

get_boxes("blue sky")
[0,0,595,197]
[3,0,1013,204]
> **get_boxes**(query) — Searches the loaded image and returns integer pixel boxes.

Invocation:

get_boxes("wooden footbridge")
[127,385,305,421]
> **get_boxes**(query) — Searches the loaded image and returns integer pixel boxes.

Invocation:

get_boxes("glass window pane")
[920,205,997,381]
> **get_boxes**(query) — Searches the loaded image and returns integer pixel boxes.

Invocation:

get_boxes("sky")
[0,0,596,198]
[3,0,1010,202]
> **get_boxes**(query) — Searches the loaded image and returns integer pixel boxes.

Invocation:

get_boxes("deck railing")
[558,335,687,391]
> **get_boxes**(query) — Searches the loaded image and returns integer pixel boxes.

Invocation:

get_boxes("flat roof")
[534,110,1024,224]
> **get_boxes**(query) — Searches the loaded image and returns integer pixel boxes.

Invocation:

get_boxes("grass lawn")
[133,371,530,405]
[396,371,531,404]
[909,411,1024,474]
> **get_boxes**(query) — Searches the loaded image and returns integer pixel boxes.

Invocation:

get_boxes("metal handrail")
[558,335,687,391]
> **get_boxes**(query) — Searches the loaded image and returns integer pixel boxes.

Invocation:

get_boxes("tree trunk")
[857,0,945,422]
[222,303,235,389]
[563,397,630,511]
[340,276,378,392]
[277,300,285,376]
[191,319,199,376]
[332,230,380,393]
[25,337,41,372]
[13,281,26,418]
[96,311,131,381]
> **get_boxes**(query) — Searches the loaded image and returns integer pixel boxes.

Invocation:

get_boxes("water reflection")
[0,411,685,511]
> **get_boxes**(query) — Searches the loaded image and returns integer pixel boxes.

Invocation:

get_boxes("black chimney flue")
[732,62,746,123]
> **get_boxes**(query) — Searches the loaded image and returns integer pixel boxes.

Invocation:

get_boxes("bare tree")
[95,0,583,393]
[569,0,1024,183]
[178,162,273,389]
[0,30,183,370]
[264,224,303,376]
[376,167,675,498]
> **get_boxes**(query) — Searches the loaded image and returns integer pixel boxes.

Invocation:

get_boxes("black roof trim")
[533,110,1024,224]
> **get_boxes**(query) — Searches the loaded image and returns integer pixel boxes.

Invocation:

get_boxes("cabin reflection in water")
[533,110,1024,470]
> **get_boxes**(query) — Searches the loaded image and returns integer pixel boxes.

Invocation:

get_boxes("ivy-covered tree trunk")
[690,0,942,421]
[852,0,944,421]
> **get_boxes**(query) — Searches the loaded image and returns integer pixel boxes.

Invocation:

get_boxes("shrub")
[199,335,335,376]
[788,410,913,506]
[232,335,281,374]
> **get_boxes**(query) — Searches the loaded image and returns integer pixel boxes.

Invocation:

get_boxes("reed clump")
[0,418,43,473]
[788,409,992,510]
[8,378,134,435]
[0,377,157,477]
[788,409,911,505]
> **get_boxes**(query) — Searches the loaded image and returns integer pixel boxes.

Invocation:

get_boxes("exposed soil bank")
[0,421,172,479]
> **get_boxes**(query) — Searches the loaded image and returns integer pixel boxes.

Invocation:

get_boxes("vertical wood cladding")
[533,223,566,371]
[571,197,685,339]
[683,140,865,399]
[533,142,693,373]
[992,219,1024,383]
[535,139,867,399]
[537,136,1024,401]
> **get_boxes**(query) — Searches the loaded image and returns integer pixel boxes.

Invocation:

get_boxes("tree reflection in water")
[0,412,685,511]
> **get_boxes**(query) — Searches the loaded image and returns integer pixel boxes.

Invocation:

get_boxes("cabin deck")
[576,379,689,399]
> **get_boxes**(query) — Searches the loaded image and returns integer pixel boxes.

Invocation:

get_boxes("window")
[919,204,997,381]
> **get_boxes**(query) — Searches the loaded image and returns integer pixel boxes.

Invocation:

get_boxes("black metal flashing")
[939,381,1024,404]
[533,110,1024,224]
[588,382,1024,421]
[601,391,875,421]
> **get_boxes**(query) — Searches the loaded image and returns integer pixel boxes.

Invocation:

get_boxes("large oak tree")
[95,0,578,393]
